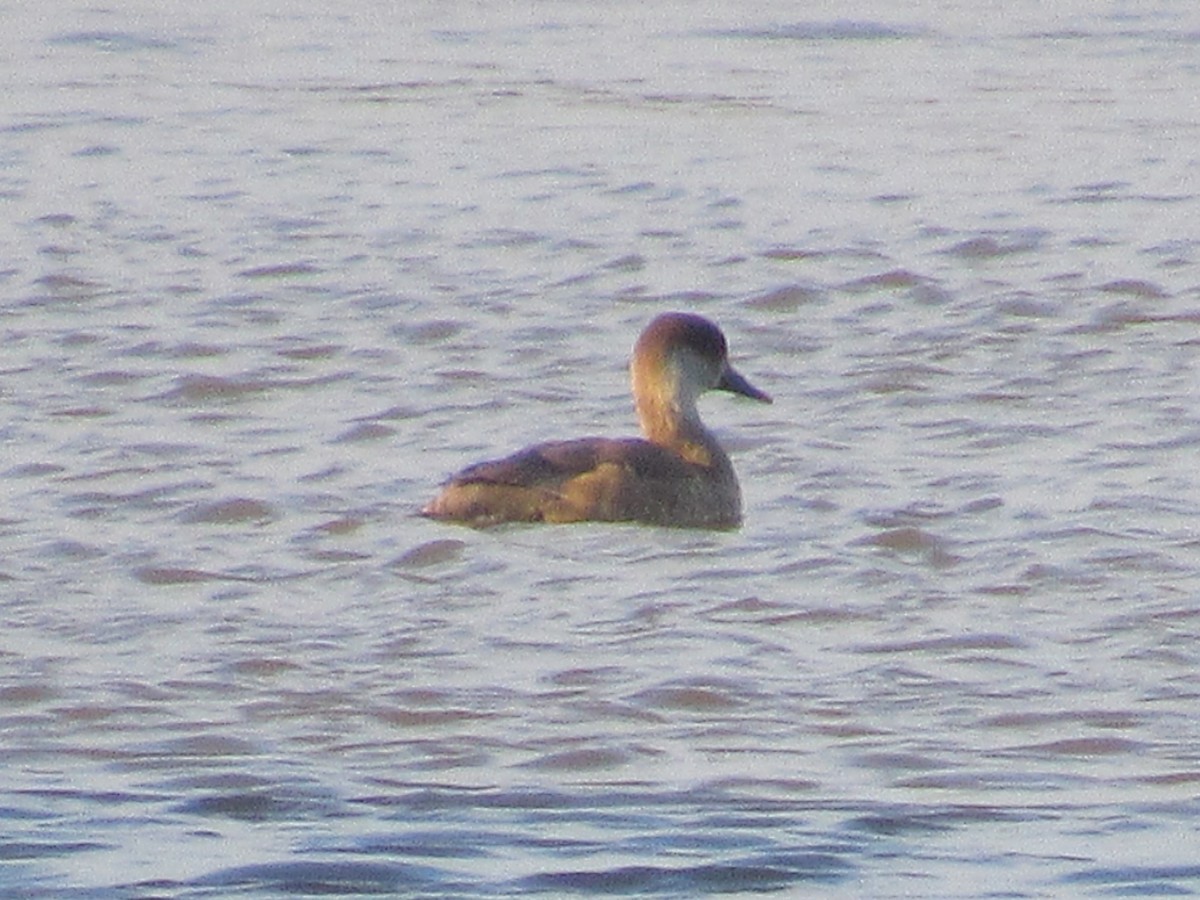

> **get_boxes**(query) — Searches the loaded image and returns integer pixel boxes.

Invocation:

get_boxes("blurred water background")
[2,0,1200,896]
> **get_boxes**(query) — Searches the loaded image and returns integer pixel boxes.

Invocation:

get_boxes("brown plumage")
[421,312,771,529]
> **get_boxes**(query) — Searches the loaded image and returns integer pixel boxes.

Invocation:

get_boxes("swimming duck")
[422,312,771,529]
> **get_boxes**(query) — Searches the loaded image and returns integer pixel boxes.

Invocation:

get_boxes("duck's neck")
[635,391,729,470]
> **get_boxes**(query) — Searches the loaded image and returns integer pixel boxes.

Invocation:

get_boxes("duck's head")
[631,312,772,409]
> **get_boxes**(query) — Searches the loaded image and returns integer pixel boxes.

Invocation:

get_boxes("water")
[2,1,1200,896]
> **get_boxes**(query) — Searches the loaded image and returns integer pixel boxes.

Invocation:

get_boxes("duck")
[421,312,771,529]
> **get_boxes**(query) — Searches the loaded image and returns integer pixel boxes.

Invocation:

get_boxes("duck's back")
[421,437,741,529]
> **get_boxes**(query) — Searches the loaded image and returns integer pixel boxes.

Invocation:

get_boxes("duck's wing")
[422,438,697,526]
[452,438,687,488]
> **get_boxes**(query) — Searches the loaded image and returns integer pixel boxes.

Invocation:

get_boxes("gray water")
[3,1,1200,896]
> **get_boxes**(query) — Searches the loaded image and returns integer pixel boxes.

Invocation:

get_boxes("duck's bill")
[719,365,772,403]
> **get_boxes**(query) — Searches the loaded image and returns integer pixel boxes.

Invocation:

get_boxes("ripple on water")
[177,497,276,525]
[192,860,448,895]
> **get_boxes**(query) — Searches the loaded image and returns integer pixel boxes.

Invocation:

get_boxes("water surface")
[2,1,1200,896]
